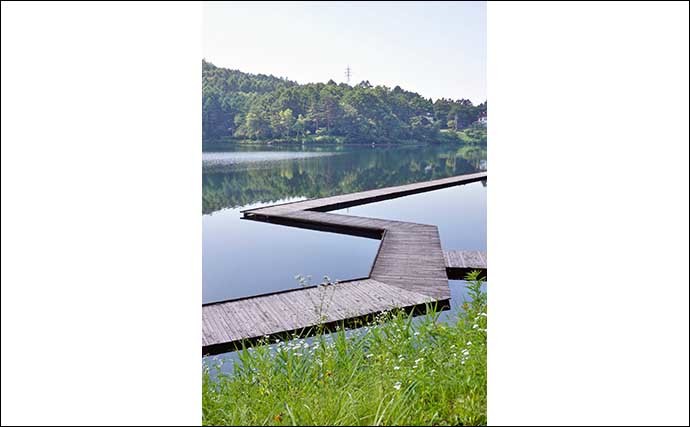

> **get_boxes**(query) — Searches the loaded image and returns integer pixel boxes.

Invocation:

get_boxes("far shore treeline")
[202,60,486,145]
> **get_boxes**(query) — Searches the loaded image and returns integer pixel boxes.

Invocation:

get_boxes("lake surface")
[203,143,486,304]
[203,198,379,303]
[334,182,486,251]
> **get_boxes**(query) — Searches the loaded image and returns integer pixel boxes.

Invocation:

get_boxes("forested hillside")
[202,60,486,144]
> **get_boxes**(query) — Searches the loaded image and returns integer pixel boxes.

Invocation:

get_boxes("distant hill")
[202,60,486,144]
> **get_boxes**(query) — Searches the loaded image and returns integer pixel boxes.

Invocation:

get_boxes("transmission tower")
[345,65,352,84]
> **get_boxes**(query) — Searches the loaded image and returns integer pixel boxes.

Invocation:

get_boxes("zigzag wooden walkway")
[203,171,487,355]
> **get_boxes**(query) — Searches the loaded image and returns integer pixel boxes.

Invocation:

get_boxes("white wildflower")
[393,366,401,371]
[414,358,423,364]
[393,381,402,391]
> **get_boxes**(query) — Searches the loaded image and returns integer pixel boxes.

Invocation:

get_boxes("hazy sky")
[203,1,486,103]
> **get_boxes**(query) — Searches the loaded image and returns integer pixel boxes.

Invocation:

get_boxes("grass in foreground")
[202,272,487,426]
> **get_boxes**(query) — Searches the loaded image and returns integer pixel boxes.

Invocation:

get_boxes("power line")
[345,65,352,84]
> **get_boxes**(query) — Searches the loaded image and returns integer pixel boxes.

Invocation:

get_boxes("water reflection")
[202,144,486,214]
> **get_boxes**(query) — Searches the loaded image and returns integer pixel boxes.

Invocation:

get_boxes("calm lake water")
[202,143,486,304]
[334,182,486,251]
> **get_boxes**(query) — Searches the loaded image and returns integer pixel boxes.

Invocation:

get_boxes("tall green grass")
[202,272,487,426]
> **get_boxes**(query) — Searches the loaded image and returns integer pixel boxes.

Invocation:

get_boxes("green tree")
[293,113,308,138]
[276,108,295,138]
[202,60,486,144]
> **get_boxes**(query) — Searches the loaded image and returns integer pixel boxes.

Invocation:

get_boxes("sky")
[203,1,486,103]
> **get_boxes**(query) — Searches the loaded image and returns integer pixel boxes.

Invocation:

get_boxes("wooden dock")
[203,171,487,355]
[444,250,487,280]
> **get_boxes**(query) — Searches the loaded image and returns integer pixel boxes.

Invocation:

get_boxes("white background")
[2,2,688,425]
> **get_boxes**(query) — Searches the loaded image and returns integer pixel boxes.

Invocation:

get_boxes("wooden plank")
[202,278,439,354]
[244,171,487,216]
[443,250,487,269]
